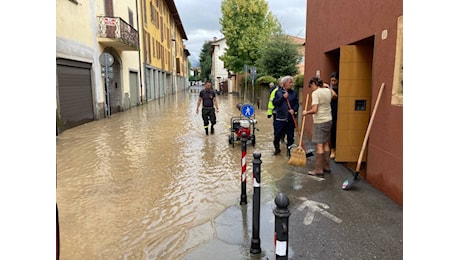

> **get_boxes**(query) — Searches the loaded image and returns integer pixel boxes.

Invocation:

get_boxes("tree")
[220,0,280,73]
[199,41,212,81]
[256,34,301,79]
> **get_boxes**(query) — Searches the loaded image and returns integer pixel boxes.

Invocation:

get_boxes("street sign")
[100,53,114,66]
[241,104,254,118]
[104,17,116,26]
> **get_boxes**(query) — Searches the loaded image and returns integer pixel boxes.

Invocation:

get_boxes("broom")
[342,83,385,190]
[288,93,309,167]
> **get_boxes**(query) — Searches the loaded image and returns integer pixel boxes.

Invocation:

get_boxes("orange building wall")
[303,0,403,205]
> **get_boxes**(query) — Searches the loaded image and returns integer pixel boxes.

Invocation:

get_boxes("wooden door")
[335,45,373,162]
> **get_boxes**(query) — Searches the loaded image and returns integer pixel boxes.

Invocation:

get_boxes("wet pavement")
[183,147,403,260]
[56,87,402,259]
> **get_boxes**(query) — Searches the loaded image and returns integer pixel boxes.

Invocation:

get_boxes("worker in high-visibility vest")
[267,80,286,147]
[267,82,279,119]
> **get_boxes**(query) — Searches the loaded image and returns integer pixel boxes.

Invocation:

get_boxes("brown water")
[56,89,299,259]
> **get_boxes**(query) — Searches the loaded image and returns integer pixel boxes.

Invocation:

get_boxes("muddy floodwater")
[56,89,304,259]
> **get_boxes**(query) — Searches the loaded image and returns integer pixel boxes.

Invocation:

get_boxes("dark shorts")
[312,120,332,144]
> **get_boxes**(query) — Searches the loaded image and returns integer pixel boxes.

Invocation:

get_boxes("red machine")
[228,116,258,147]
[228,103,259,148]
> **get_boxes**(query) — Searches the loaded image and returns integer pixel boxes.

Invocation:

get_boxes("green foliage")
[220,0,280,73]
[256,34,301,79]
[294,74,304,88]
[199,41,212,81]
[256,75,277,86]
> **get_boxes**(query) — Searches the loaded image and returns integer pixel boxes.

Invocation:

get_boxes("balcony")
[97,16,139,51]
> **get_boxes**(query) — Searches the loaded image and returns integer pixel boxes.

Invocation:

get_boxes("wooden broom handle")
[356,83,385,172]
[299,93,309,147]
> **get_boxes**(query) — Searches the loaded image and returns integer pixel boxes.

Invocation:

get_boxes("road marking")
[297,197,342,225]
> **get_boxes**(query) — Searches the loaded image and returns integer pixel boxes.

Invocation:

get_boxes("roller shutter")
[57,58,94,130]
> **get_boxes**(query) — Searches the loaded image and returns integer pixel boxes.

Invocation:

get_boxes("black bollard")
[240,132,248,205]
[273,193,290,259]
[250,152,262,254]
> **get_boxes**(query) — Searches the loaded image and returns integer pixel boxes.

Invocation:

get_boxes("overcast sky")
[175,0,306,67]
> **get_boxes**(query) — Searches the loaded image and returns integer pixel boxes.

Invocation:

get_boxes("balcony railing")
[97,16,139,51]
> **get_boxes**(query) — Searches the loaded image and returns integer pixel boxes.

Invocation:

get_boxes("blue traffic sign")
[241,104,254,118]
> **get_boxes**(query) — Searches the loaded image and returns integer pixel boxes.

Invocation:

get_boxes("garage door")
[57,58,94,131]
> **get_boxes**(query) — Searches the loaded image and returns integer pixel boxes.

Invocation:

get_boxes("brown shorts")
[312,120,332,144]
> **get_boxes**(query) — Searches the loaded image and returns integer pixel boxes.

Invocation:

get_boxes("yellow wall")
[142,0,187,75]
[56,0,93,47]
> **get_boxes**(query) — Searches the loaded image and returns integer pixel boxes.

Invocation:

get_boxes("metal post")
[251,67,256,104]
[244,64,248,102]
[104,64,111,118]
[273,193,290,259]
[240,132,248,205]
[250,152,262,254]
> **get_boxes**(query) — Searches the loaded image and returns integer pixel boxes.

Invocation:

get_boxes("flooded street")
[56,88,298,259]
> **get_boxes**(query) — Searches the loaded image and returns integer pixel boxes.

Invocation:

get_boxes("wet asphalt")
[183,140,403,260]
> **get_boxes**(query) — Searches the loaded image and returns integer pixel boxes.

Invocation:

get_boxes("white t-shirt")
[311,87,332,124]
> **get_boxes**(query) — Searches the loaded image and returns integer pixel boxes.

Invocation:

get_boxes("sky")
[175,0,306,67]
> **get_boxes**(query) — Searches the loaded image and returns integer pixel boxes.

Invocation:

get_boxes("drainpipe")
[135,0,145,104]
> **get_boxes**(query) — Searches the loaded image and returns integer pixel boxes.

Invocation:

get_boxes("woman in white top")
[303,77,337,177]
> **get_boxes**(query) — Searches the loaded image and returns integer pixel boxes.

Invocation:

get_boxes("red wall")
[303,0,403,205]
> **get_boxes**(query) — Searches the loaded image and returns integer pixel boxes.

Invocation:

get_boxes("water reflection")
[57,89,296,259]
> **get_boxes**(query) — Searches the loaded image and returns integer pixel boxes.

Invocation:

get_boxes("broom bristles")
[288,147,307,167]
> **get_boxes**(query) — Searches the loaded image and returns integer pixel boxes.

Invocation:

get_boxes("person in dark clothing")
[267,79,286,142]
[196,81,219,135]
[329,72,339,159]
[272,76,299,155]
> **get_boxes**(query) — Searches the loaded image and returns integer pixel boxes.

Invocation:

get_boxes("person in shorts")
[302,77,337,177]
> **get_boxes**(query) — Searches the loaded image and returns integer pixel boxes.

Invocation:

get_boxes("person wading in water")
[196,81,219,135]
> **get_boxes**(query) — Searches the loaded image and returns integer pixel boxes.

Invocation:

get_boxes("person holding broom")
[272,76,299,155]
[302,77,336,177]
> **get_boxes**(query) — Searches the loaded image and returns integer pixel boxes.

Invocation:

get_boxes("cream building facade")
[56,0,189,133]
[210,37,234,94]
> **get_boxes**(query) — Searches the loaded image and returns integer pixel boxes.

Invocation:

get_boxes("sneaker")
[307,171,324,178]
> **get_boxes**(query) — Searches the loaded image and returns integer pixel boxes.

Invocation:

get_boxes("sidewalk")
[183,144,403,259]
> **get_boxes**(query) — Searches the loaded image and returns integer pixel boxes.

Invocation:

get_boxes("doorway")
[334,40,374,165]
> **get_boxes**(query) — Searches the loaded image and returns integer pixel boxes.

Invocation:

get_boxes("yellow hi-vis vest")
[267,86,279,116]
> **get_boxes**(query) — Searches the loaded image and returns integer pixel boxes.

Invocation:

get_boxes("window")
[147,32,151,63]
[156,41,161,59]
[144,31,150,63]
[151,36,155,59]
[150,2,155,24]
[155,10,160,28]
[160,17,164,42]
[143,0,147,24]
